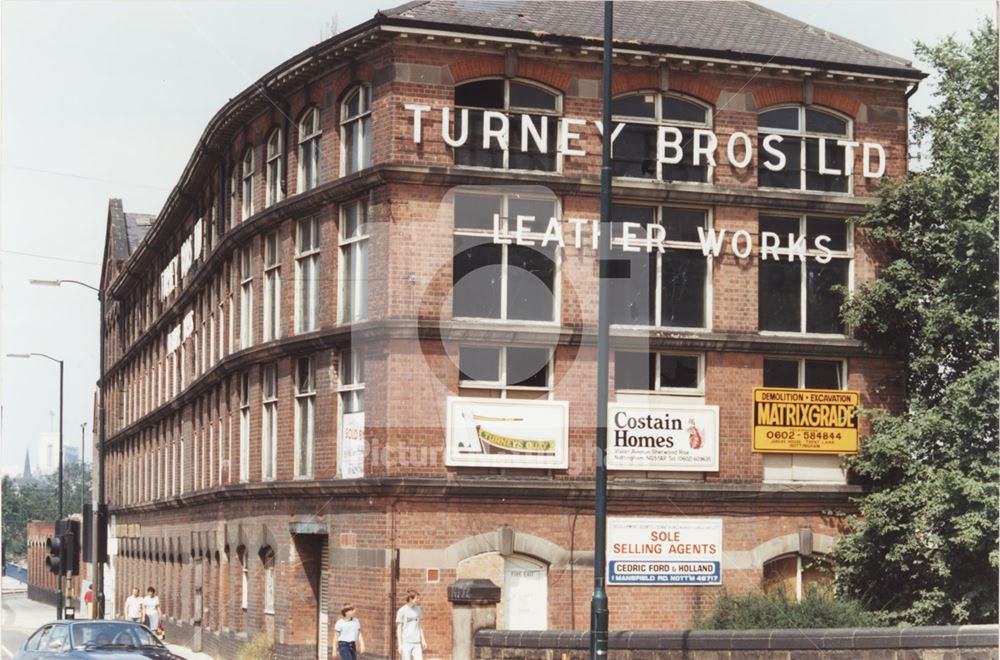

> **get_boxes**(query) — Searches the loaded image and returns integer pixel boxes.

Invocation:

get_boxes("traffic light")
[45,526,65,576]
[63,520,80,575]
[44,520,81,577]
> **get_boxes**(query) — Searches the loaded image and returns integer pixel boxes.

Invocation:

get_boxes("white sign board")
[341,412,365,479]
[607,517,723,586]
[446,397,568,469]
[607,403,719,471]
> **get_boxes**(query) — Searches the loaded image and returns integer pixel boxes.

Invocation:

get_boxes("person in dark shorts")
[333,603,365,660]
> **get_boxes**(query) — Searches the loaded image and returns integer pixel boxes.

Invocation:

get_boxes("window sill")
[757,186,852,197]
[451,164,562,177]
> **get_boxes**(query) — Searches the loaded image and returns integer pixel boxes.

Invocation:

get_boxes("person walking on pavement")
[395,589,427,660]
[143,586,162,632]
[83,585,94,619]
[333,603,365,660]
[124,587,144,622]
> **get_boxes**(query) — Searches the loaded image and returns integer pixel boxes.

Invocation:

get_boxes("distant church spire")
[22,449,31,479]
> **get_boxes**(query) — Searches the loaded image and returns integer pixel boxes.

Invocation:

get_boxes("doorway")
[502,556,547,630]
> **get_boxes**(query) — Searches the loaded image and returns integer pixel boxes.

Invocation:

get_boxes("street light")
[7,351,64,618]
[31,277,106,619]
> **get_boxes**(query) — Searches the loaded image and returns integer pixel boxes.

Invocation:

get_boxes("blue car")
[15,620,183,659]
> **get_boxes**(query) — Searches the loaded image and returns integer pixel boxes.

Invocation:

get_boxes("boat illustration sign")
[446,397,569,469]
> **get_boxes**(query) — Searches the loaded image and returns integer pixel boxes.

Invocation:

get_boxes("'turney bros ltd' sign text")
[405,104,889,178]
[752,387,860,454]
[608,517,723,586]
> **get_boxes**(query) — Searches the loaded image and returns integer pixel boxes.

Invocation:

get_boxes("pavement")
[0,592,213,660]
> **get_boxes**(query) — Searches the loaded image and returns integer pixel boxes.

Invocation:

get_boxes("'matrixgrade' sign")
[405,105,888,178]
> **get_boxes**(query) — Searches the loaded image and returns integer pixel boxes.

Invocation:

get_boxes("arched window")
[758,106,851,192]
[297,107,322,193]
[453,78,560,172]
[241,147,255,220]
[763,553,833,601]
[265,129,283,207]
[259,546,276,614]
[341,85,372,175]
[611,92,712,182]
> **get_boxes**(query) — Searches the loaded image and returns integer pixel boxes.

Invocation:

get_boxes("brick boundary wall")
[475,625,999,659]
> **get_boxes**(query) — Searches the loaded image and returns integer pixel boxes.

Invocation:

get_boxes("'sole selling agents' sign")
[608,517,723,586]
[752,388,860,454]
[607,403,719,471]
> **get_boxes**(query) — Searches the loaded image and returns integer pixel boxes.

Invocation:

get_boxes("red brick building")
[95,2,922,658]
[27,520,83,611]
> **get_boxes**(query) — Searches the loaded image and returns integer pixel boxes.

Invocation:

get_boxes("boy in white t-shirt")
[333,603,365,660]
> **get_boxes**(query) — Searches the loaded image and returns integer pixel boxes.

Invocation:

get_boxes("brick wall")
[475,626,1000,660]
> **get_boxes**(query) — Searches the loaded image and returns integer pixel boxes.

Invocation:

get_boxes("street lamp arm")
[29,352,63,365]
[30,278,100,294]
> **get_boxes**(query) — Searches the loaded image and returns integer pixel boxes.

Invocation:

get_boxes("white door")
[503,556,547,630]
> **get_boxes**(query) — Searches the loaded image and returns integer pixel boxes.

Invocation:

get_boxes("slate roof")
[379,0,922,78]
[107,198,154,264]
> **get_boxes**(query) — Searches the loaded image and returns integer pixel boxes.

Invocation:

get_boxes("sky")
[0,0,994,477]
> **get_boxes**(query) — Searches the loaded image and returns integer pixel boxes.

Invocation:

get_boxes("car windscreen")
[72,622,163,648]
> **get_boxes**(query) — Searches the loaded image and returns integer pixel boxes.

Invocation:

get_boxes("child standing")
[333,603,365,660]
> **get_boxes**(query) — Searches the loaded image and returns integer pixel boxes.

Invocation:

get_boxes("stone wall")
[475,625,999,659]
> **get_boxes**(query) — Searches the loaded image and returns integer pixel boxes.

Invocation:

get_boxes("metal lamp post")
[31,278,106,619]
[591,2,613,658]
[7,351,64,618]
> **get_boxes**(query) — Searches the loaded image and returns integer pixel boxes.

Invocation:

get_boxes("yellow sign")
[752,388,860,454]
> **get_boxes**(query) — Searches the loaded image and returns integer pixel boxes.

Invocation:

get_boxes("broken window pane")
[663,127,708,183]
[661,249,706,327]
[507,244,556,321]
[453,236,502,318]
[610,251,655,325]
[612,124,657,178]
[806,259,848,333]
[660,354,699,389]
[759,259,801,331]
[615,352,655,390]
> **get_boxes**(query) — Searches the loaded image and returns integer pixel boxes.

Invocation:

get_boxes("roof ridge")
[380,0,433,19]
[739,0,913,68]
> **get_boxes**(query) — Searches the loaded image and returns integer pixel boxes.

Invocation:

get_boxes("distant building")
[33,432,58,476]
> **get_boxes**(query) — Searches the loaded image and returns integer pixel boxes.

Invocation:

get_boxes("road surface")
[0,592,211,659]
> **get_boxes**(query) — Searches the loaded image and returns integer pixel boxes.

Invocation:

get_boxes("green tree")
[833,21,999,626]
[1,463,90,563]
